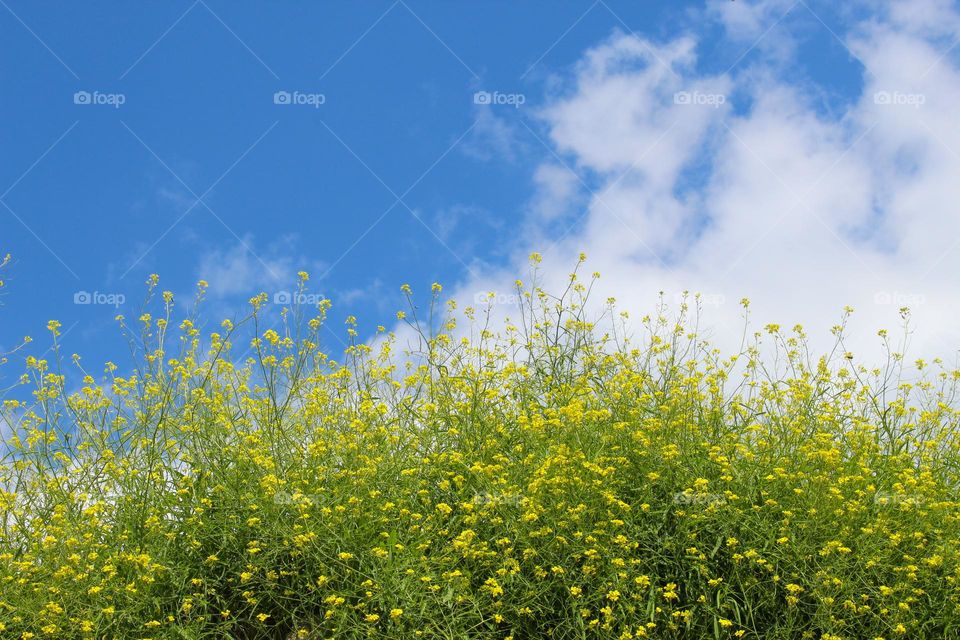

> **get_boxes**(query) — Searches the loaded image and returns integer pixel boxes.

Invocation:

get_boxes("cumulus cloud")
[447,0,960,362]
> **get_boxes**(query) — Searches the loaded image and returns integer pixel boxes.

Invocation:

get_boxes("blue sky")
[2,0,959,382]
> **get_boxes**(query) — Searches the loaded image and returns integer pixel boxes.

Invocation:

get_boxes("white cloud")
[446,0,960,362]
[882,0,960,38]
[462,106,526,163]
[191,235,328,318]
[710,0,798,42]
[529,163,581,222]
[195,236,292,299]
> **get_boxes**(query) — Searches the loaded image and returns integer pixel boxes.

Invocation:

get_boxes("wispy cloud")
[461,106,527,163]
[194,234,324,300]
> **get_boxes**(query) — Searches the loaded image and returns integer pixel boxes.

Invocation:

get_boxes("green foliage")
[1,263,959,639]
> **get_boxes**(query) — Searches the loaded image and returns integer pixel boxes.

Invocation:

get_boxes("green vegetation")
[2,258,959,639]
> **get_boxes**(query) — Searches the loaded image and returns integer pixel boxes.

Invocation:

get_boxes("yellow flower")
[483,577,504,597]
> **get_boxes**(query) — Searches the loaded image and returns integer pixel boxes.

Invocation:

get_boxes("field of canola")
[2,259,960,639]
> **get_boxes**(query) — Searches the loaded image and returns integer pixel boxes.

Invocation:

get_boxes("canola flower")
[1,259,960,638]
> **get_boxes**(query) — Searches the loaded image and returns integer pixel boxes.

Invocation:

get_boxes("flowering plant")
[1,257,958,639]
